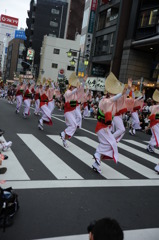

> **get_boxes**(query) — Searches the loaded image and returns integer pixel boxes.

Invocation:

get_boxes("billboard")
[15,30,27,40]
[0,14,19,27]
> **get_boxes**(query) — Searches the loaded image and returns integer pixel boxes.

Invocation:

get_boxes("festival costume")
[23,84,34,118]
[113,94,127,142]
[93,93,123,173]
[130,96,144,135]
[147,104,159,152]
[15,83,25,113]
[75,84,84,129]
[82,90,91,118]
[34,86,41,115]
[38,88,52,130]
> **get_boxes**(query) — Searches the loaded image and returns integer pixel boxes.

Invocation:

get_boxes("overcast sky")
[0,0,30,29]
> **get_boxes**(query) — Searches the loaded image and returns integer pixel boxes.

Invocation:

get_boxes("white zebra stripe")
[47,135,128,180]
[123,139,159,155]
[118,141,159,165]
[0,136,30,181]
[17,134,83,180]
[75,137,159,179]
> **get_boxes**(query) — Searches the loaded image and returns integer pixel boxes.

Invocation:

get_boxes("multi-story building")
[65,0,85,40]
[24,0,85,77]
[5,38,25,80]
[39,34,81,81]
[89,0,159,96]
[0,14,19,77]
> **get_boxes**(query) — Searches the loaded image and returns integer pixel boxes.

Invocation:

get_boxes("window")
[139,9,159,27]
[51,9,60,15]
[67,66,75,71]
[53,48,60,54]
[52,63,58,68]
[98,11,106,30]
[106,8,118,23]
[94,33,114,56]
[71,51,77,57]
[50,21,58,27]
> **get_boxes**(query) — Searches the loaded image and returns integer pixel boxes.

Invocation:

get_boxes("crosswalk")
[1,134,159,189]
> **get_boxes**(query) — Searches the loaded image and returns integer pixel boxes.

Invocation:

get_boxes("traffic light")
[21,61,31,69]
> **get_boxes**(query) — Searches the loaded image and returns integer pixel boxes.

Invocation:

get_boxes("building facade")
[0,14,19,77]
[5,38,25,80]
[25,0,68,74]
[39,34,81,81]
[89,0,159,94]
[24,0,85,77]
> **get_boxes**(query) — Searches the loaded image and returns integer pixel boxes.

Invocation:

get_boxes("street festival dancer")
[60,72,85,148]
[92,72,127,174]
[15,79,25,114]
[23,82,35,118]
[146,90,159,172]
[38,80,52,130]
[129,90,144,135]
[34,82,43,116]
[106,73,131,143]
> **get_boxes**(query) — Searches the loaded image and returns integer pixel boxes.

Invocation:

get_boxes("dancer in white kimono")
[93,72,127,174]
[146,90,159,174]
[23,82,35,118]
[15,81,25,114]
[38,82,52,130]
[60,72,85,147]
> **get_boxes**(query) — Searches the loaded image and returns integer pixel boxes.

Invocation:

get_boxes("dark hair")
[91,218,123,240]
[87,220,96,233]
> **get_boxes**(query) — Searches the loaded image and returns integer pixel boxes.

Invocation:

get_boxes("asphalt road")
[0,99,159,240]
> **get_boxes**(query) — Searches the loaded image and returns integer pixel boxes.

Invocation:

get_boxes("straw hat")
[105,72,124,94]
[152,89,159,102]
[134,90,142,98]
[69,72,80,87]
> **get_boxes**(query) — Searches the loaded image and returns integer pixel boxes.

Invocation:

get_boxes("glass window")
[71,51,77,57]
[149,9,158,25]
[139,9,159,27]
[52,63,58,68]
[67,66,75,71]
[106,8,118,23]
[53,48,60,54]
[50,21,58,27]
[51,9,60,15]
[94,33,114,56]
[98,11,106,30]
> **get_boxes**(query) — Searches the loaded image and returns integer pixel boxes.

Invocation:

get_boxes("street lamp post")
[67,49,89,76]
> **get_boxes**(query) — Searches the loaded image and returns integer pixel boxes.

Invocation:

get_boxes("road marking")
[2,179,159,189]
[0,137,30,181]
[118,141,159,165]
[75,137,159,179]
[123,139,159,155]
[17,134,83,180]
[34,228,159,240]
[48,135,128,180]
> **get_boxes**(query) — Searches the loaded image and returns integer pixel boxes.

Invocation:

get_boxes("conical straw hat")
[105,72,124,94]
[134,90,142,98]
[69,72,80,87]
[152,89,159,102]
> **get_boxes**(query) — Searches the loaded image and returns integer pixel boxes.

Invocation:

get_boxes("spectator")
[87,217,124,240]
